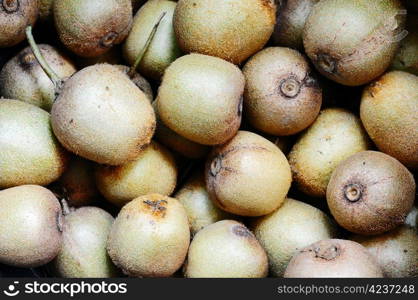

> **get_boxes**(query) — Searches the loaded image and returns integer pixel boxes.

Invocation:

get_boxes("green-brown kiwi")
[0,44,76,111]
[327,151,415,235]
[288,108,370,198]
[251,198,338,277]
[0,99,68,189]
[96,141,178,207]
[52,206,120,278]
[54,0,133,57]
[107,194,190,277]
[284,239,383,277]
[157,53,244,145]
[0,0,38,47]
[352,226,418,277]
[173,0,276,65]
[243,47,322,136]
[360,71,418,169]
[205,131,292,217]
[184,220,268,278]
[0,185,63,268]
[303,0,406,86]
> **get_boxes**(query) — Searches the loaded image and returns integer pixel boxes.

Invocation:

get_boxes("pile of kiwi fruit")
[0,0,416,279]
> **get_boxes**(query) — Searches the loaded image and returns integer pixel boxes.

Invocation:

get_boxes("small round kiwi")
[38,0,53,22]
[107,194,190,277]
[327,151,416,235]
[124,0,182,80]
[251,198,338,277]
[0,0,38,47]
[114,65,153,102]
[352,226,418,277]
[0,185,63,268]
[54,0,133,57]
[303,0,406,86]
[405,205,417,229]
[205,131,292,217]
[284,239,383,277]
[288,108,370,198]
[52,206,120,278]
[243,47,322,136]
[173,0,276,65]
[184,220,268,278]
[96,141,178,207]
[0,44,76,111]
[360,71,418,169]
[157,54,244,145]
[0,99,68,188]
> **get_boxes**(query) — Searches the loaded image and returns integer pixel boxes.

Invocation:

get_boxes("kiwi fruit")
[205,131,292,217]
[184,220,268,278]
[96,141,178,207]
[327,151,416,235]
[272,0,319,49]
[0,0,38,48]
[0,185,63,268]
[0,99,68,188]
[107,194,190,277]
[405,205,417,229]
[157,54,244,145]
[124,0,182,80]
[303,0,406,86]
[360,71,418,169]
[38,0,53,22]
[284,239,383,277]
[173,0,276,65]
[52,206,120,278]
[288,108,370,198]
[352,226,418,277]
[0,44,76,111]
[243,47,322,136]
[54,0,133,57]
[251,198,338,277]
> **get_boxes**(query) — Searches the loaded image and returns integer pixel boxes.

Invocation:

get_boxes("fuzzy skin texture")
[0,185,63,268]
[251,198,338,277]
[174,0,276,65]
[0,0,38,47]
[95,141,178,207]
[327,151,415,235]
[124,0,182,80]
[205,131,292,217]
[54,0,133,57]
[157,54,244,145]
[184,220,268,278]
[352,226,418,277]
[360,71,418,169]
[288,108,370,198]
[107,194,190,277]
[0,99,68,188]
[243,47,322,136]
[0,44,76,111]
[114,65,153,102]
[51,64,156,166]
[303,0,406,86]
[52,207,120,278]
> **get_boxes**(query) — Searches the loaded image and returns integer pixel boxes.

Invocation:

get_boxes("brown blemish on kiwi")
[313,244,341,261]
[100,32,118,48]
[2,0,19,13]
[143,199,168,217]
[232,225,253,238]
[316,52,337,74]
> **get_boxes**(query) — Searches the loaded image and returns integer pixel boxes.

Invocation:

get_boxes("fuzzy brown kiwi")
[327,151,416,235]
[303,0,406,86]
[243,47,322,136]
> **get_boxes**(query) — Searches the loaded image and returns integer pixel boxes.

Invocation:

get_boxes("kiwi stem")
[61,199,71,216]
[128,12,167,78]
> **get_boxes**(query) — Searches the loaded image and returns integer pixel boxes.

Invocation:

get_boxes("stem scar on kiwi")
[2,0,19,14]
[143,199,168,216]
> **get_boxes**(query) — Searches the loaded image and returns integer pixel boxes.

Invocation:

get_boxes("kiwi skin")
[0,0,38,48]
[107,194,190,277]
[327,151,416,235]
[184,220,268,278]
[0,185,63,268]
[360,71,418,169]
[0,44,77,111]
[284,239,383,278]
[352,226,418,278]
[174,0,276,65]
[243,47,322,136]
